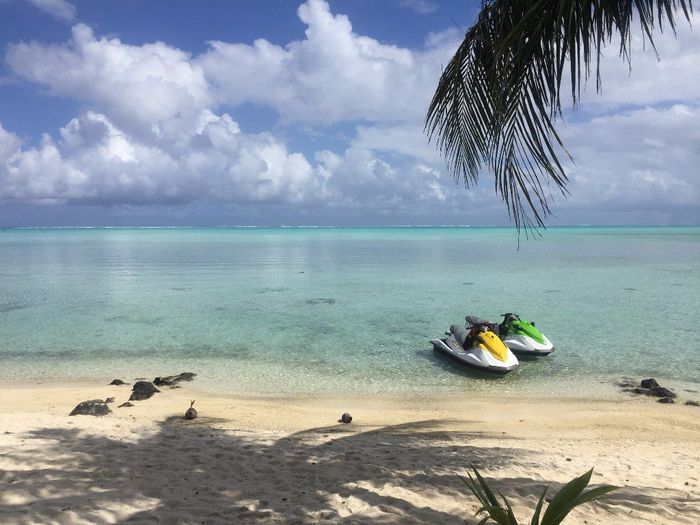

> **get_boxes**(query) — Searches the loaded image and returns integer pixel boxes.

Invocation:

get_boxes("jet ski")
[431,316,519,374]
[497,313,554,356]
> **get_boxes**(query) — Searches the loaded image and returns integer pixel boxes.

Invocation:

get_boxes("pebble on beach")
[339,413,352,424]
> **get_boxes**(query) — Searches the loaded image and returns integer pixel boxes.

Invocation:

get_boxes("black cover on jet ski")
[466,316,492,327]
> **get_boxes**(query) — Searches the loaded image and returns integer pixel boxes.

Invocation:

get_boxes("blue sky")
[0,0,698,227]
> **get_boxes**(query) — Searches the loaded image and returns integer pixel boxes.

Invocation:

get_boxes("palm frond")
[426,0,693,235]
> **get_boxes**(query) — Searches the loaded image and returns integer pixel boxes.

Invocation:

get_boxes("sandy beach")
[0,382,698,524]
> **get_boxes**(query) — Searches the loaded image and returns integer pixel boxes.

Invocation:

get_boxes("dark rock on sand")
[641,378,660,389]
[649,386,677,398]
[685,400,699,407]
[627,387,648,395]
[658,397,675,404]
[118,402,134,408]
[185,400,197,420]
[339,413,352,424]
[129,381,160,401]
[110,379,128,386]
[153,372,196,387]
[104,397,115,404]
[625,380,677,399]
[70,399,112,416]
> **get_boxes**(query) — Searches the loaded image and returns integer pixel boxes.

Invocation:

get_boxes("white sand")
[0,382,698,524]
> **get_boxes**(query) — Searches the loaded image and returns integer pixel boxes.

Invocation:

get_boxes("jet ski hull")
[431,338,519,374]
[501,334,554,356]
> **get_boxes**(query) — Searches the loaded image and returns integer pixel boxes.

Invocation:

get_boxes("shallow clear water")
[1,226,698,397]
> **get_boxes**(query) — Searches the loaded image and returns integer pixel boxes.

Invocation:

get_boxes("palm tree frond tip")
[426,0,693,233]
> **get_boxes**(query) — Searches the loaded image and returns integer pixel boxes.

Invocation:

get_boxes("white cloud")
[2,114,175,203]
[1,109,468,213]
[398,0,438,15]
[424,28,463,49]
[559,105,700,216]
[198,0,449,125]
[27,0,76,22]
[352,123,442,164]
[6,24,212,135]
[0,122,22,162]
[1,0,463,214]
[2,0,699,225]
[315,146,474,212]
[0,111,332,206]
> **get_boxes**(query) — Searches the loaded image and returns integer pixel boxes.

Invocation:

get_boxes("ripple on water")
[305,298,336,305]
[257,287,289,294]
[0,302,29,313]
[104,314,164,326]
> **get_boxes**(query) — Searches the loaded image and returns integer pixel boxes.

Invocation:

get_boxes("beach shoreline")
[3,369,699,400]
[1,383,698,524]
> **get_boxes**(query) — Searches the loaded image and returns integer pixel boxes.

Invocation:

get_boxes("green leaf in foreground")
[463,467,617,525]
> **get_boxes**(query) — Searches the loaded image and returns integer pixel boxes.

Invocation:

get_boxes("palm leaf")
[463,467,617,524]
[539,469,619,525]
[460,469,500,508]
[426,0,693,235]
[500,491,520,524]
[539,468,594,524]
[570,484,619,508]
[462,469,519,524]
[529,485,549,525]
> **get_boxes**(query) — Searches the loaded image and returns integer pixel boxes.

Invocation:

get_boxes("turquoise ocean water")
[1,227,698,398]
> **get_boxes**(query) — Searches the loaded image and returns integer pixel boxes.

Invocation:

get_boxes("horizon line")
[2,224,698,230]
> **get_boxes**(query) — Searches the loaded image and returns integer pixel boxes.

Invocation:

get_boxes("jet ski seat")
[450,324,471,347]
[466,316,492,327]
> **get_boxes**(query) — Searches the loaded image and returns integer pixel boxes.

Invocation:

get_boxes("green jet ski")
[497,313,554,356]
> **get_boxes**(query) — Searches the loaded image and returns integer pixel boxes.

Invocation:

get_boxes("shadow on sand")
[0,415,665,524]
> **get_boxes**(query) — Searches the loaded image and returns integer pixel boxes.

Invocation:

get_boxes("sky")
[0,0,698,227]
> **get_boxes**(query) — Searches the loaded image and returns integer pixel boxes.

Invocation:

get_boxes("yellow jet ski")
[432,316,519,374]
